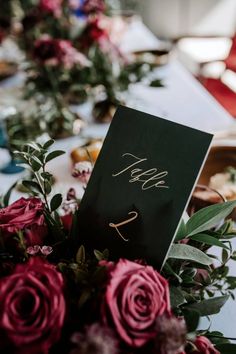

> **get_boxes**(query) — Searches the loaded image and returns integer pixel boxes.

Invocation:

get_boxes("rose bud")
[192,336,220,354]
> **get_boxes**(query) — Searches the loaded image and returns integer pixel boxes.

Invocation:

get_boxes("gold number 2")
[109,211,138,242]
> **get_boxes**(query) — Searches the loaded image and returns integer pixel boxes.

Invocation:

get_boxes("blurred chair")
[200,33,236,118]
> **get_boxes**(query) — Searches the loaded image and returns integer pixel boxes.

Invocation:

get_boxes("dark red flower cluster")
[80,0,106,15]
[79,18,108,49]
[39,0,63,17]
[33,37,88,69]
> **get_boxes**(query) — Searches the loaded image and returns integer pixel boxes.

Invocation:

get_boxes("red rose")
[34,37,59,63]
[193,336,220,354]
[102,259,171,347]
[0,197,47,246]
[0,257,66,353]
[39,0,62,17]
[80,18,108,48]
[80,0,106,15]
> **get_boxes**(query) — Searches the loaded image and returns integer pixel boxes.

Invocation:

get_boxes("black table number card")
[77,106,213,269]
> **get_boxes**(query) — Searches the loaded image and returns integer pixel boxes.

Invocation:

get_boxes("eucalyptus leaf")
[44,181,52,194]
[29,157,41,172]
[50,193,62,211]
[189,234,229,250]
[186,201,236,237]
[170,286,186,308]
[22,180,42,194]
[185,295,229,316]
[43,139,55,149]
[175,219,187,241]
[222,248,228,263]
[45,150,65,163]
[26,142,41,151]
[168,244,213,265]
[182,308,200,332]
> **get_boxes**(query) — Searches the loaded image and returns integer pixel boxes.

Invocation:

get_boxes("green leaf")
[150,79,164,87]
[3,182,17,207]
[26,142,41,151]
[231,251,236,261]
[222,248,228,263]
[41,172,53,180]
[76,245,85,263]
[168,244,213,265]
[175,219,187,241]
[170,286,186,308]
[29,157,42,172]
[216,343,236,353]
[182,308,200,332]
[185,295,229,316]
[162,262,182,283]
[45,150,65,163]
[94,249,104,261]
[186,201,236,237]
[22,180,42,194]
[50,193,62,212]
[189,234,229,250]
[44,181,52,194]
[43,139,55,149]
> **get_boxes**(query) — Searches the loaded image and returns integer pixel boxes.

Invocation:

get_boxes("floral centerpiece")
[3,0,160,137]
[0,139,236,354]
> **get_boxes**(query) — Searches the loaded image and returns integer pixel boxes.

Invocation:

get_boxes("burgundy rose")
[102,259,171,347]
[39,0,62,17]
[192,336,220,354]
[0,257,65,353]
[33,37,60,62]
[34,37,89,69]
[80,0,106,15]
[0,197,47,246]
[80,18,108,48]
